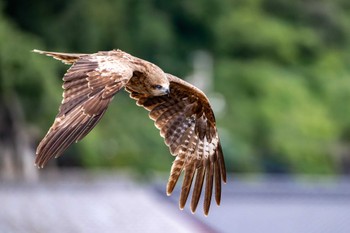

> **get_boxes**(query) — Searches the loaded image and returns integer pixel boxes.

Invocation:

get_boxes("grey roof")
[1,172,350,233]
[173,176,350,233]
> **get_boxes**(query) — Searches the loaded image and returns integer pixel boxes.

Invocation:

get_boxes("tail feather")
[32,49,88,65]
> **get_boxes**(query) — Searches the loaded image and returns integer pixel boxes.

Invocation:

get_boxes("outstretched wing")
[128,74,226,215]
[35,52,133,168]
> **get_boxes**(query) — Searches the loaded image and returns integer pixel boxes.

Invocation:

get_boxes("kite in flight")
[33,49,226,215]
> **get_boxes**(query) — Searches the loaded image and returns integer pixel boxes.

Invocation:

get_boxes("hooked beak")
[165,88,170,96]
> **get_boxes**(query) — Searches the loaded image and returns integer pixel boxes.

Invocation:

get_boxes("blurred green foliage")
[1,0,350,174]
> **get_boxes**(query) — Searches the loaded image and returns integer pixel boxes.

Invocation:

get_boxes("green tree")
[3,0,350,175]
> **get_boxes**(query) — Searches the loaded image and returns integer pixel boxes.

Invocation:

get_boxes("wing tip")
[34,158,45,169]
[190,205,198,214]
[32,49,44,54]
[31,49,82,64]
[34,162,44,169]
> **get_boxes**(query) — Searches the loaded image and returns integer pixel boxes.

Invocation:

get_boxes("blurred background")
[1,0,350,232]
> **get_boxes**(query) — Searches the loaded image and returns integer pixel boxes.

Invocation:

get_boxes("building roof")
[1,172,350,233]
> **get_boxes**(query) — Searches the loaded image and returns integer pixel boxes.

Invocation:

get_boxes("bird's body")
[33,49,226,215]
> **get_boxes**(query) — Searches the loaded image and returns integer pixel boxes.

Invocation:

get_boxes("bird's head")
[126,59,170,96]
[145,65,170,96]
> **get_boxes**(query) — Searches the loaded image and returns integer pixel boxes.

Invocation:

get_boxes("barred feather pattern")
[129,74,226,215]
[35,53,132,168]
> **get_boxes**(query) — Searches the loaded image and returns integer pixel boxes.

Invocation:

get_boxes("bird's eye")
[153,85,163,89]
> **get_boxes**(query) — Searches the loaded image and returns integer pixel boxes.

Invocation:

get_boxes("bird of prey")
[33,49,226,215]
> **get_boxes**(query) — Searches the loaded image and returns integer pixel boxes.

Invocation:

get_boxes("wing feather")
[214,159,222,205]
[204,160,214,215]
[190,164,206,212]
[167,152,186,194]
[156,106,181,131]
[179,162,196,209]
[168,117,194,154]
[35,52,132,168]
[128,74,226,215]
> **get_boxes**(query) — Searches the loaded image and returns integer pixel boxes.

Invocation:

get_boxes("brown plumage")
[33,49,226,215]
